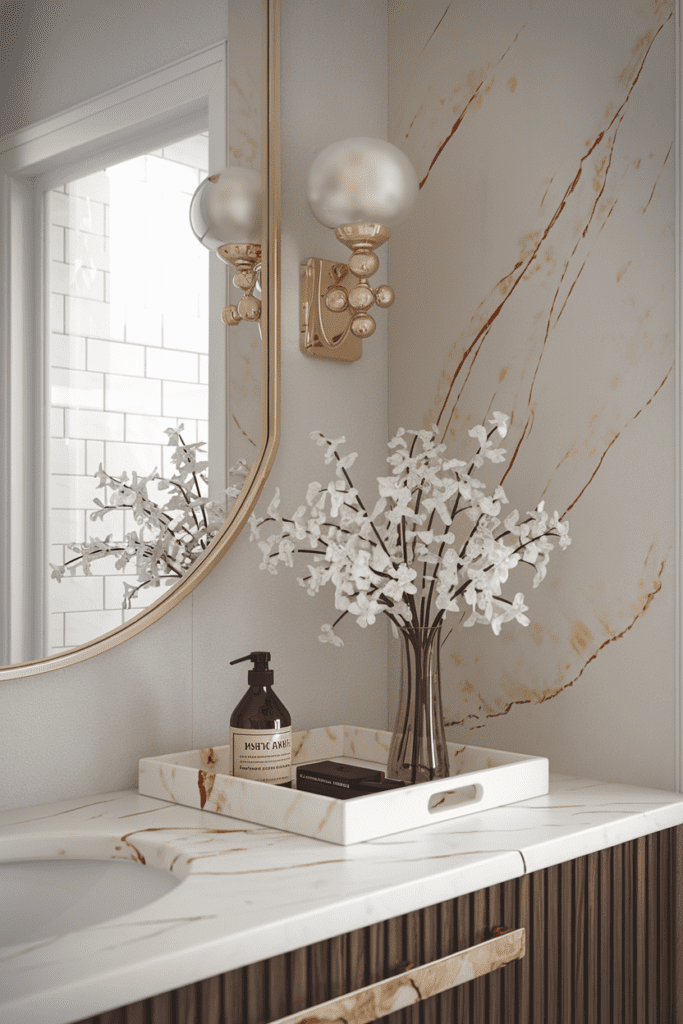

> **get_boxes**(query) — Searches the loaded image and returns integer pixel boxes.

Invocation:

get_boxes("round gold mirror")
[0,0,280,679]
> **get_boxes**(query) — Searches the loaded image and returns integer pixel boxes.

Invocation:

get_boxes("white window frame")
[0,43,229,664]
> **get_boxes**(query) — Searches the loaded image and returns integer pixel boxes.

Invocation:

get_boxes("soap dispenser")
[229,652,292,787]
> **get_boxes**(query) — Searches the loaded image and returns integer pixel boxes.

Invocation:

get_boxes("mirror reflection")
[1,0,267,669]
[48,134,216,653]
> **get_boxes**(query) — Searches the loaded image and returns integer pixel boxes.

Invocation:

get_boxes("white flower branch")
[249,416,571,645]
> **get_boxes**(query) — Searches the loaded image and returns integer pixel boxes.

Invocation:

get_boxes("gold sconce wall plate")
[300,222,395,362]
[300,257,362,362]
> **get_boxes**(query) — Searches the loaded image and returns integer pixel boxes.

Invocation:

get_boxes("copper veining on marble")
[417,27,526,192]
[388,0,674,752]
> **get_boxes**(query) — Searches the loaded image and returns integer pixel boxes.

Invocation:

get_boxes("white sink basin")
[0,858,180,947]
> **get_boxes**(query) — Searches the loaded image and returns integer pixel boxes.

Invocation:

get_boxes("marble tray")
[138,725,549,845]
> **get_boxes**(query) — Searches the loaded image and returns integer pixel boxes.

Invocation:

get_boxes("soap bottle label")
[230,726,292,785]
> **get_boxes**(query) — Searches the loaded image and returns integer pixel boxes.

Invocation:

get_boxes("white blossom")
[266,489,282,519]
[319,623,344,646]
[381,564,418,602]
[488,412,510,437]
[347,592,382,627]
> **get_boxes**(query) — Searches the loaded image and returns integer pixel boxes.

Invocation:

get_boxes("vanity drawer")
[75,825,682,1024]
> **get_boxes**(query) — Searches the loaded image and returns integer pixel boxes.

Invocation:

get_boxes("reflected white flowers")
[250,416,571,645]
[50,428,248,608]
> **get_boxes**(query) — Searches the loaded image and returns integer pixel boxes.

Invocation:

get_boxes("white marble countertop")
[1,773,683,1024]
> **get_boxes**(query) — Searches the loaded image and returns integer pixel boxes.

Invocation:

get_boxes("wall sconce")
[301,137,418,362]
[190,166,262,326]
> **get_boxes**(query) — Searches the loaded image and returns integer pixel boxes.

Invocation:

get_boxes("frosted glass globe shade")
[307,137,418,230]
[190,166,262,249]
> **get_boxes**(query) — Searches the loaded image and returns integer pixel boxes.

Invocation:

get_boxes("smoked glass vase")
[387,624,451,784]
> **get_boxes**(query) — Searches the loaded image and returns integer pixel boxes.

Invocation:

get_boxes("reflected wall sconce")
[301,137,418,362]
[190,166,262,326]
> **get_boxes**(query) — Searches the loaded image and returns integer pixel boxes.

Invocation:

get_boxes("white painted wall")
[0,0,390,812]
[0,0,229,135]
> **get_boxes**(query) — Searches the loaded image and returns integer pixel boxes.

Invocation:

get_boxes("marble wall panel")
[387,0,676,787]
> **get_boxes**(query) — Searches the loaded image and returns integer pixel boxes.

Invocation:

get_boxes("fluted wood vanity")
[2,777,682,1024]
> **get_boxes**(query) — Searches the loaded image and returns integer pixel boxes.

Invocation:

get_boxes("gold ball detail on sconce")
[348,284,376,312]
[350,313,376,338]
[348,250,380,279]
[325,286,349,312]
[237,295,261,321]
[233,268,256,290]
[374,284,395,309]
[222,304,242,326]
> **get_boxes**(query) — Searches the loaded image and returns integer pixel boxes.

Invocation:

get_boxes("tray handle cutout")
[428,782,483,814]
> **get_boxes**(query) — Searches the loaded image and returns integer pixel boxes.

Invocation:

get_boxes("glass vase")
[387,624,451,784]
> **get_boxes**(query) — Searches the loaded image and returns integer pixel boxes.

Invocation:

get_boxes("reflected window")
[47,133,210,654]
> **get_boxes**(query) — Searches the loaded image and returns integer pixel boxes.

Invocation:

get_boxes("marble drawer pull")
[269,927,525,1024]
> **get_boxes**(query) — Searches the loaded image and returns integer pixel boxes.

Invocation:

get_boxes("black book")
[296,760,404,799]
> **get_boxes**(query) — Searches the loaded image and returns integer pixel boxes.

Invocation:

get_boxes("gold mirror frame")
[0,0,281,681]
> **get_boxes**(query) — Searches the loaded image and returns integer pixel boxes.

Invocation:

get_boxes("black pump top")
[230,651,271,670]
[230,651,274,685]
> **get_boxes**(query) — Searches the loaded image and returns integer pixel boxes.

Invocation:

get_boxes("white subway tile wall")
[49,133,210,653]
[51,333,87,370]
